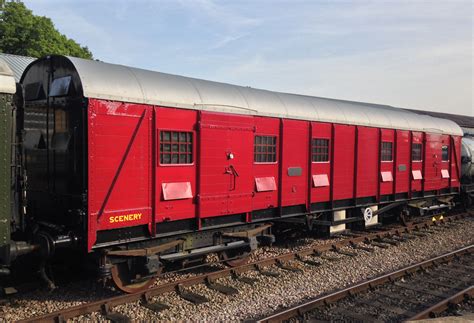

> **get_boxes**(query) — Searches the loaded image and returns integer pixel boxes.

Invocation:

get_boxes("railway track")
[15,213,470,322]
[258,245,473,323]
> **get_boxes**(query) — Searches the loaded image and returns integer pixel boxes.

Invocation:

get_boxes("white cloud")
[176,0,262,31]
[210,34,248,50]
[22,0,473,116]
[209,40,472,115]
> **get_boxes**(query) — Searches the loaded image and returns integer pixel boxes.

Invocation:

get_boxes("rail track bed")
[427,290,474,321]
[259,245,473,322]
[5,213,473,322]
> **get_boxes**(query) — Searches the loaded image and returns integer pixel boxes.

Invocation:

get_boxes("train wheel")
[399,210,412,226]
[464,193,473,210]
[399,213,408,226]
[110,262,158,294]
[220,250,251,267]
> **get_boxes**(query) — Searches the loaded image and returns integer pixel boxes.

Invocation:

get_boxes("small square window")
[162,132,170,141]
[171,154,178,163]
[159,130,193,165]
[162,154,171,164]
[381,142,393,161]
[312,138,329,162]
[254,135,277,163]
[442,145,449,161]
[412,143,422,161]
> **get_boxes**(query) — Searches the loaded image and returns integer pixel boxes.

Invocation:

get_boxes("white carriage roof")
[0,57,16,94]
[44,56,467,135]
[0,53,35,82]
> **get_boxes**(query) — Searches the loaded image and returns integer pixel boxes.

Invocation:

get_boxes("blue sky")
[24,0,473,115]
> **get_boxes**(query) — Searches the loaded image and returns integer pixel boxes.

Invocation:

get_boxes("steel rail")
[257,244,473,323]
[407,286,474,321]
[16,213,469,323]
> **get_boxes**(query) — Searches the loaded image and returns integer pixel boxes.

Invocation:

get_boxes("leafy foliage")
[0,2,93,59]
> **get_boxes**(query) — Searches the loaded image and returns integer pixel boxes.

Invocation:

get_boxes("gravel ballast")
[301,252,473,322]
[1,217,473,322]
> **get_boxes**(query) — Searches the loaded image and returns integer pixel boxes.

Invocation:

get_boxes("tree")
[0,2,93,59]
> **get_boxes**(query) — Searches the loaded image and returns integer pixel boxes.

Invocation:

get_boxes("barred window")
[412,143,422,161]
[311,138,329,162]
[159,131,193,164]
[381,142,393,161]
[254,135,277,163]
[442,145,449,161]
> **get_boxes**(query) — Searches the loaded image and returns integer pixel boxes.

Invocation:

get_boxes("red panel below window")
[313,174,329,187]
[412,170,423,180]
[162,182,193,200]
[381,171,393,182]
[255,177,277,192]
[441,169,450,178]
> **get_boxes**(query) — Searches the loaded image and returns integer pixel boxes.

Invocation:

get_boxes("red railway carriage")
[20,55,463,292]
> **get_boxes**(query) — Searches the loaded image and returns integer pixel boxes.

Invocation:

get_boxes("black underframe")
[94,188,459,249]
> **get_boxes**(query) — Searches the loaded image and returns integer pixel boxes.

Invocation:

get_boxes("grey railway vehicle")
[21,55,462,136]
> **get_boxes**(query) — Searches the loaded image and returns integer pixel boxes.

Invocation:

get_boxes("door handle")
[225,165,239,191]
[229,164,239,177]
